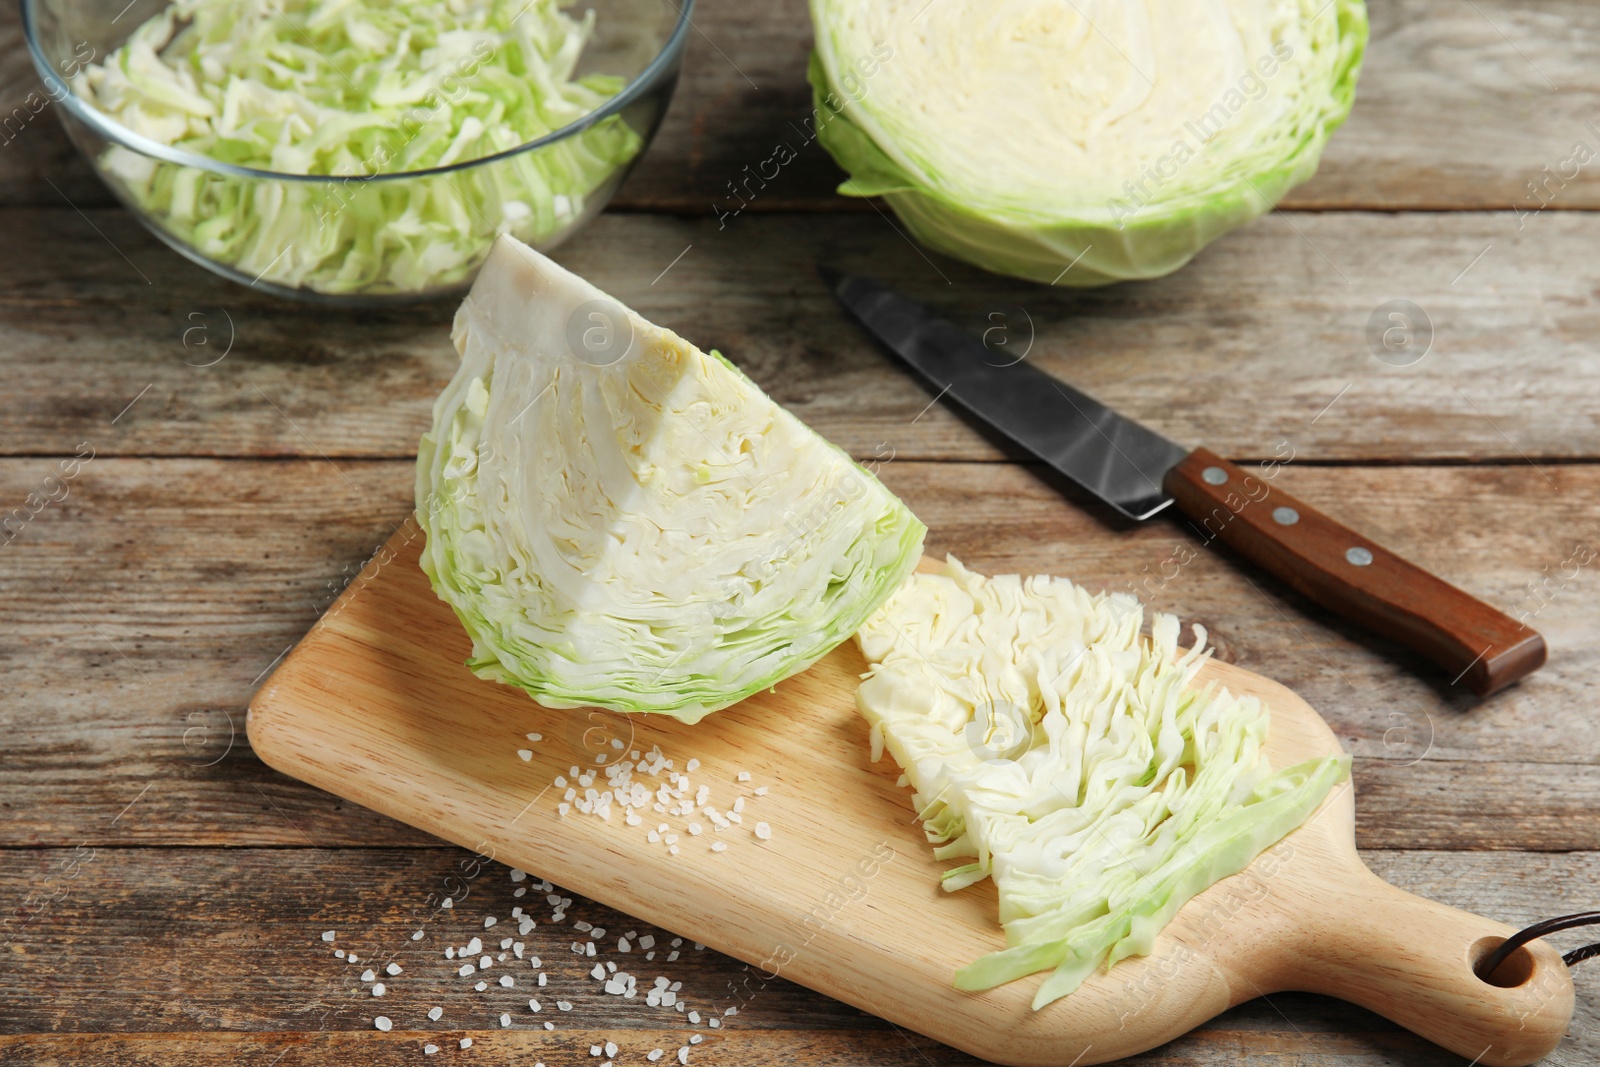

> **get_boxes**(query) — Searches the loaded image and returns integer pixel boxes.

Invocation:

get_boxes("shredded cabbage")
[74,0,641,294]
[854,558,1348,1006]
[417,234,926,722]
[809,0,1367,285]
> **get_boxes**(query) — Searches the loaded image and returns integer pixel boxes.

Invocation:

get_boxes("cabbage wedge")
[854,559,1348,1006]
[417,235,925,722]
[809,0,1368,285]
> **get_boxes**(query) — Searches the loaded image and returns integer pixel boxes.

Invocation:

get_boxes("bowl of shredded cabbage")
[23,0,690,302]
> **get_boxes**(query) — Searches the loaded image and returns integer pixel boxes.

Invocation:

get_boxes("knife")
[824,270,1546,697]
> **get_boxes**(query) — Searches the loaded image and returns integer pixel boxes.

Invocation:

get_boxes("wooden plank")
[244,522,1573,1066]
[4,209,1600,463]
[4,0,1600,213]
[0,848,1595,1065]
[0,457,1596,850]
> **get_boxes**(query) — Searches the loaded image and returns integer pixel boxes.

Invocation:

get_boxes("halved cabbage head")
[855,558,1348,1006]
[417,235,925,722]
[808,0,1368,285]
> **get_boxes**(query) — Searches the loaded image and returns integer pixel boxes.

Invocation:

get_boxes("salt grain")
[475,981,487,991]
[460,1037,473,1049]
[321,930,336,942]
[754,822,772,840]
[500,1013,512,1027]
[428,1006,443,1021]
[361,969,376,982]
[605,1042,618,1057]
[500,975,515,988]
[458,964,474,978]
[518,750,533,761]
[424,1044,439,1055]
[386,963,402,976]
[528,998,540,1012]
[374,1016,391,1031]
[371,983,386,997]
[647,1052,663,1062]
[484,916,497,929]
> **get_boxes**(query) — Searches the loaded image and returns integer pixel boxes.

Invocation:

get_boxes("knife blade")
[825,270,1547,697]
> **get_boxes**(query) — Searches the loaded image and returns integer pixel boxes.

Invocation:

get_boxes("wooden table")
[2,1,1598,1063]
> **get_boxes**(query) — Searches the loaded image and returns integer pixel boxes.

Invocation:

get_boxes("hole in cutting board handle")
[1471,936,1537,988]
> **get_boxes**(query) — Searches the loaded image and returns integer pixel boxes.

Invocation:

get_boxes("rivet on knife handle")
[1162,448,1547,697]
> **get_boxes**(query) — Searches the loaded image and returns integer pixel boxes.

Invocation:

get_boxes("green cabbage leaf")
[74,0,640,294]
[808,0,1368,285]
[417,235,926,722]
[854,558,1349,1006]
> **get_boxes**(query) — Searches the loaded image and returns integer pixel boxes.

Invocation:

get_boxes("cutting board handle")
[1282,862,1573,1067]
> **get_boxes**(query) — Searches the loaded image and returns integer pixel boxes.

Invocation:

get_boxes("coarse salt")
[320,930,336,942]
[374,1016,391,1032]
[428,1006,443,1021]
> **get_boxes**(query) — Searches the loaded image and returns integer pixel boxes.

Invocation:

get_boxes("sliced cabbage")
[74,0,641,294]
[417,235,926,722]
[808,0,1368,285]
[854,558,1348,1006]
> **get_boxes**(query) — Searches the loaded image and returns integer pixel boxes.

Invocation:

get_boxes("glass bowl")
[22,0,692,304]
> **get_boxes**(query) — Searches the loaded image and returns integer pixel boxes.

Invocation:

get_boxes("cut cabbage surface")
[809,0,1367,285]
[417,235,926,722]
[75,0,640,294]
[855,558,1348,1006]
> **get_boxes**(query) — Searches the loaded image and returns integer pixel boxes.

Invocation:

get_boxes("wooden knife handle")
[1162,448,1546,696]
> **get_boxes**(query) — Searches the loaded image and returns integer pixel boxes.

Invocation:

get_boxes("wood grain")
[2,457,1596,849]
[4,209,1600,463]
[2,847,1596,1058]
[245,530,1574,1065]
[1163,449,1548,696]
[5,0,1600,213]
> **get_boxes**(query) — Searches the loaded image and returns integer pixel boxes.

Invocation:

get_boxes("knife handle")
[1162,449,1545,696]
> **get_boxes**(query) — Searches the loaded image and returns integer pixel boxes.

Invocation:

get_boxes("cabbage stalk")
[855,559,1348,1006]
[417,235,926,722]
[809,0,1368,285]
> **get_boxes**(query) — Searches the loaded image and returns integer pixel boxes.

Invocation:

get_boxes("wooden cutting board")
[248,526,1573,1066]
